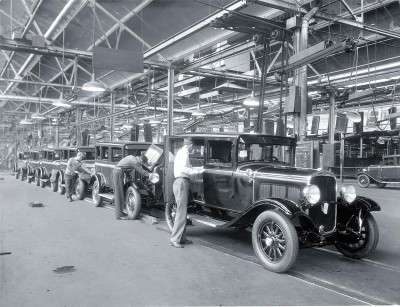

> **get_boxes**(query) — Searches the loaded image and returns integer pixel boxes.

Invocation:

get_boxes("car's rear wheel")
[92,179,102,207]
[58,175,65,195]
[40,179,46,188]
[75,179,87,200]
[375,182,386,188]
[252,210,299,273]
[357,174,370,188]
[165,202,177,232]
[124,186,141,219]
[335,212,379,259]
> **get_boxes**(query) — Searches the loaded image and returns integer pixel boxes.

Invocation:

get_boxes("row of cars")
[15,133,381,273]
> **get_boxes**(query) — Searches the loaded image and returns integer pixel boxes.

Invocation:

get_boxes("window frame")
[205,138,236,169]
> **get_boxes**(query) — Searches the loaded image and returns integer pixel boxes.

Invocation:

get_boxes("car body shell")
[357,154,400,184]
[139,133,380,245]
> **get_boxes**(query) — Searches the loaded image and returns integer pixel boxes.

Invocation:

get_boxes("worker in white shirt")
[170,137,203,248]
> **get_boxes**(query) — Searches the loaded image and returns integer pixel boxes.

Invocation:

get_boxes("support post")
[76,107,81,146]
[359,136,363,158]
[56,124,59,148]
[110,92,115,141]
[167,66,174,136]
[299,16,309,141]
[256,38,268,133]
[328,93,336,144]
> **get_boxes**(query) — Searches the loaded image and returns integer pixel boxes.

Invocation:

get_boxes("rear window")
[111,147,123,162]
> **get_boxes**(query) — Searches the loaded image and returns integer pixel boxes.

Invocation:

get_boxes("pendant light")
[243,63,259,107]
[82,0,106,93]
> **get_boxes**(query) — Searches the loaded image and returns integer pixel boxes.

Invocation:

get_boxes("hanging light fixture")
[243,91,259,107]
[82,0,106,93]
[31,113,46,120]
[20,116,33,125]
[32,63,47,120]
[52,94,71,108]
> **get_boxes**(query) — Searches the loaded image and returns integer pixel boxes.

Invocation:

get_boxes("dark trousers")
[65,174,76,198]
[171,177,189,243]
[113,168,124,219]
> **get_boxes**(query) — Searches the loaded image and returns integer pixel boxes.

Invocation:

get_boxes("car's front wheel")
[51,179,58,192]
[357,174,370,188]
[335,212,379,259]
[75,179,87,200]
[58,175,65,195]
[124,186,141,219]
[92,179,102,207]
[40,179,46,188]
[165,202,177,232]
[252,210,299,273]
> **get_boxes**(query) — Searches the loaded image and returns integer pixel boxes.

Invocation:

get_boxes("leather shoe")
[170,240,183,248]
[181,238,193,245]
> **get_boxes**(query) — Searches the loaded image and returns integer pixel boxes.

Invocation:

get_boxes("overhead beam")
[249,0,400,40]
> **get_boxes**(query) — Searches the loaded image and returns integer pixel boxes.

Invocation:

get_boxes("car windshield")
[238,142,294,165]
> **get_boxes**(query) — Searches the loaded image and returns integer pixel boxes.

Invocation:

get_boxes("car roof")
[95,141,154,147]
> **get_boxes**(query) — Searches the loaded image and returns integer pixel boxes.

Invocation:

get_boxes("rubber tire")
[375,182,386,188]
[51,179,58,192]
[252,210,299,273]
[58,175,65,195]
[40,179,46,188]
[165,202,177,232]
[124,186,142,220]
[20,169,25,181]
[75,179,87,200]
[15,171,19,180]
[335,213,379,259]
[35,170,40,186]
[92,179,102,207]
[357,174,370,188]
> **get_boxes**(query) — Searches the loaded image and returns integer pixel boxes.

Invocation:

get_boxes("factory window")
[190,140,205,166]
[111,147,123,162]
[207,140,233,167]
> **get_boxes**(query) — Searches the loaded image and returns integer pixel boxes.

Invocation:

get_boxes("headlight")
[303,184,321,205]
[149,172,160,184]
[341,185,356,203]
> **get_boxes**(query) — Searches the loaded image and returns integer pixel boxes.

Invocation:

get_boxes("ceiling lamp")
[82,74,106,93]
[243,92,259,107]
[192,109,206,117]
[149,118,161,125]
[52,95,71,108]
[31,113,46,120]
[20,118,33,125]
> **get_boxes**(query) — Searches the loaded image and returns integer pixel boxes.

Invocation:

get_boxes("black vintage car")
[151,133,381,273]
[25,150,41,183]
[91,142,153,213]
[357,154,400,188]
[32,149,58,188]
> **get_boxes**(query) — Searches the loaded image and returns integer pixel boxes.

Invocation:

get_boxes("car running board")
[189,214,227,228]
[98,193,114,201]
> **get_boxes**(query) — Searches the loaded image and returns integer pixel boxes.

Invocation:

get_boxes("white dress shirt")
[174,145,202,178]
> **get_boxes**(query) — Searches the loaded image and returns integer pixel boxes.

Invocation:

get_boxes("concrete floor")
[0,173,399,306]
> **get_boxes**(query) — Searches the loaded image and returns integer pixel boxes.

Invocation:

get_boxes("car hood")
[237,162,324,185]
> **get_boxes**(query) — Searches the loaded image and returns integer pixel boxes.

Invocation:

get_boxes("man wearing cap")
[170,137,203,248]
[64,151,90,202]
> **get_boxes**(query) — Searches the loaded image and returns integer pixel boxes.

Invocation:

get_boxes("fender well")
[231,198,303,228]
[350,196,381,212]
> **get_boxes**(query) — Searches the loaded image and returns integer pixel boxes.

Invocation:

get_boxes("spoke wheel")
[252,210,298,273]
[35,170,40,186]
[75,179,87,200]
[357,174,370,188]
[92,179,102,207]
[335,212,379,259]
[165,202,177,232]
[124,186,142,220]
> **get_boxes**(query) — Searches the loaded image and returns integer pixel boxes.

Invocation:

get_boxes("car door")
[203,139,235,209]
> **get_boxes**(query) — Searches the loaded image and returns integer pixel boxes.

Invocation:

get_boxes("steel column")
[110,92,115,141]
[167,67,174,136]
[256,38,268,133]
[328,93,336,144]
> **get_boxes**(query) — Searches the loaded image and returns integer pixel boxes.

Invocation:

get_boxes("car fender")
[357,171,382,183]
[228,198,304,228]
[58,171,64,184]
[92,173,105,188]
[340,196,381,212]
